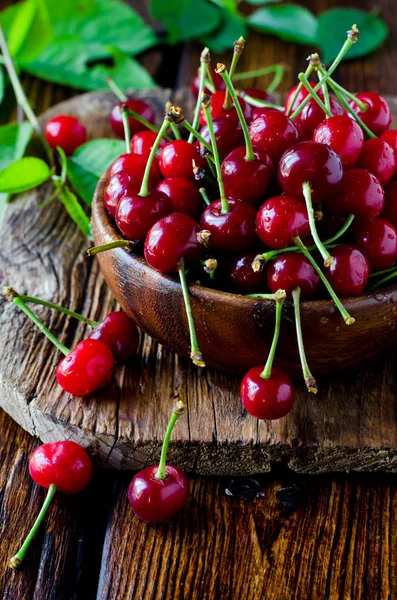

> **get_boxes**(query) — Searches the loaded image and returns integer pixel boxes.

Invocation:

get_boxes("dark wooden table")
[1,1,397,598]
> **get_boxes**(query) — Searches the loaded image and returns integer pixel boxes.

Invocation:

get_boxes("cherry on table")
[313,115,364,168]
[241,365,295,420]
[89,311,139,362]
[44,115,87,155]
[221,145,273,204]
[116,189,172,241]
[354,218,397,270]
[199,116,244,158]
[325,167,384,220]
[110,98,155,138]
[381,181,397,228]
[357,138,397,186]
[227,252,267,294]
[200,198,258,254]
[199,91,251,126]
[256,195,310,249]
[159,139,206,181]
[267,253,320,299]
[348,92,392,136]
[157,177,202,219]
[324,245,370,297]
[294,96,344,141]
[249,108,300,162]
[104,169,143,217]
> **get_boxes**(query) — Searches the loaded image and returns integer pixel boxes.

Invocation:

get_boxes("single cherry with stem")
[9,441,93,568]
[249,108,300,163]
[130,130,167,169]
[313,115,364,168]
[44,115,87,156]
[326,168,384,220]
[255,195,310,250]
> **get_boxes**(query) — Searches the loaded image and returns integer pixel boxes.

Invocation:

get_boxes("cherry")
[380,129,397,157]
[267,253,320,299]
[157,177,202,219]
[128,401,189,523]
[313,115,364,168]
[284,82,324,115]
[256,195,310,249]
[348,92,392,136]
[116,189,172,241]
[278,141,343,203]
[200,198,257,253]
[324,245,370,297]
[108,153,161,187]
[381,181,397,228]
[294,96,344,141]
[89,311,139,362]
[221,146,273,205]
[326,168,384,219]
[227,253,267,294]
[109,98,155,138]
[191,68,225,98]
[249,108,300,162]
[104,169,142,217]
[159,139,206,181]
[44,115,87,155]
[199,116,244,158]
[354,218,397,270]
[130,130,167,172]
[56,338,114,396]
[357,138,397,186]
[241,366,295,420]
[199,91,251,126]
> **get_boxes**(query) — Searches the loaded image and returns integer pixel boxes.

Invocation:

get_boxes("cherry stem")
[121,105,131,154]
[292,287,317,394]
[87,240,134,256]
[124,108,172,142]
[223,37,245,110]
[199,188,211,206]
[293,237,355,325]
[368,269,397,291]
[189,48,210,144]
[181,120,214,155]
[325,75,368,112]
[260,294,284,379]
[302,182,334,267]
[239,93,284,111]
[15,294,99,328]
[218,66,254,161]
[139,119,170,196]
[205,63,215,92]
[4,287,70,355]
[247,290,287,302]
[369,266,397,279]
[9,483,58,569]
[169,122,181,140]
[298,73,332,117]
[155,401,185,480]
[202,258,217,280]
[233,63,284,84]
[202,96,229,213]
[106,77,127,101]
[318,70,331,113]
[178,260,205,368]
[285,63,314,117]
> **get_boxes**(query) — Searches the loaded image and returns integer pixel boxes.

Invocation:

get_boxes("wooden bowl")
[92,176,397,375]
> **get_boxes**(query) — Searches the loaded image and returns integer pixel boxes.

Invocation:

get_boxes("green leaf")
[59,186,92,238]
[5,0,53,62]
[150,0,222,44]
[0,68,4,105]
[317,9,388,63]
[0,157,51,193]
[201,10,247,53]
[67,139,125,205]
[0,121,33,208]
[245,0,282,5]
[247,4,317,45]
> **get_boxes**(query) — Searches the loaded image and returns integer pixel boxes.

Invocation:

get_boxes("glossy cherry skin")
[240,366,295,420]
[354,218,397,270]
[199,91,251,126]
[109,99,156,138]
[108,153,161,187]
[157,177,201,219]
[381,181,397,228]
[325,168,384,219]
[44,115,87,155]
[357,139,397,186]
[200,198,257,254]
[159,140,206,181]
[116,190,172,241]
[313,115,364,168]
[128,465,189,523]
[227,253,267,294]
[249,109,300,162]
[267,253,320,299]
[199,117,244,158]
[56,339,114,396]
[256,195,310,249]
[348,92,392,136]
[191,68,225,98]
[130,130,167,173]
[89,312,139,362]
[278,141,343,203]
[324,245,370,297]
[104,169,142,217]
[145,213,205,272]
[294,96,344,141]
[29,441,93,494]
[380,129,397,157]
[221,146,273,204]
[284,82,324,115]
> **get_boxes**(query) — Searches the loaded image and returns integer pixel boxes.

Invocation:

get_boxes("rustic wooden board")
[1,88,397,475]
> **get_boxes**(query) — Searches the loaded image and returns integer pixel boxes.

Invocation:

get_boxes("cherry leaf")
[201,10,247,53]
[59,186,93,239]
[0,157,51,194]
[150,0,221,44]
[247,4,317,45]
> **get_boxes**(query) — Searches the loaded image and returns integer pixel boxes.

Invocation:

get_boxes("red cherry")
[227,253,267,294]
[109,153,162,187]
[56,339,114,396]
[159,140,206,181]
[130,130,167,173]
[294,97,344,141]
[284,82,324,115]
[348,92,392,136]
[104,169,143,217]
[191,68,225,98]
[313,115,364,168]
[380,129,397,157]
[29,441,93,494]
[116,189,172,241]
[256,195,310,249]
[200,198,257,253]
[44,115,87,155]
[324,245,370,297]
[354,218,397,270]
[325,168,384,219]
[240,366,295,420]
[319,211,349,238]
[221,146,273,204]
[381,181,397,228]
[145,213,205,272]
[267,253,320,299]
[128,464,189,523]
[249,108,300,162]
[278,141,343,203]
[89,311,139,362]
[109,99,155,138]
[199,116,244,158]
[157,177,202,219]
[199,91,251,126]
[357,138,397,186]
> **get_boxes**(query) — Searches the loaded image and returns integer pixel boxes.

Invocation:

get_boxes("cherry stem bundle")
[87,240,134,256]
[285,63,313,117]
[318,69,331,113]
[139,118,171,196]
[155,401,185,480]
[302,182,334,267]
[189,47,210,143]
[292,287,317,393]
[223,37,245,110]
[324,75,368,112]
[14,294,99,328]
[298,73,332,118]
[260,294,284,379]
[201,95,229,213]
[178,259,205,367]
[180,119,214,154]
[9,484,58,569]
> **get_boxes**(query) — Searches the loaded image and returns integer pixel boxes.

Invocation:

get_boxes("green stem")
[292,287,317,393]
[369,266,397,279]
[240,94,284,110]
[233,64,283,82]
[326,76,368,112]
[298,73,332,117]
[318,69,330,113]
[178,260,205,367]
[107,77,127,101]
[260,296,283,379]
[368,269,397,291]
[205,63,215,92]
[219,67,254,161]
[18,295,99,328]
[87,240,134,256]
[139,119,170,196]
[124,108,172,141]
[170,122,181,140]
[247,291,287,302]
[302,182,333,267]
[202,99,229,213]
[121,106,131,154]
[10,484,58,569]
[199,188,211,206]
[285,64,314,117]
[182,120,213,154]
[293,237,355,325]
[223,37,244,110]
[189,49,209,143]
[155,402,185,480]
